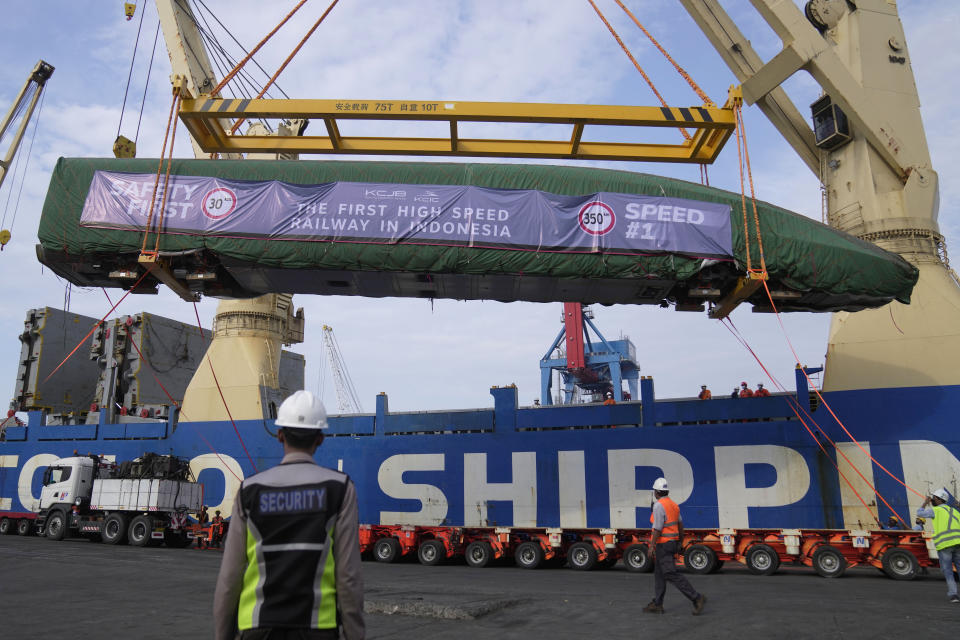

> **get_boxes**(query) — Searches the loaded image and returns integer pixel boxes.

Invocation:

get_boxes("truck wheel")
[812,545,847,578]
[514,541,545,569]
[45,510,66,541]
[164,530,191,549]
[623,544,654,573]
[683,544,718,574]
[567,542,598,571]
[745,544,780,576]
[465,541,493,568]
[0,517,12,535]
[881,547,919,581]
[17,518,33,536]
[710,560,725,574]
[128,515,154,547]
[374,537,401,563]
[102,513,128,545]
[417,540,446,566]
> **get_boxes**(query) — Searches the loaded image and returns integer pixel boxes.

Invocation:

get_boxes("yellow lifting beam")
[178,88,740,163]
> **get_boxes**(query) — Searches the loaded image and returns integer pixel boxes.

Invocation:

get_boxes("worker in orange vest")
[603,392,616,406]
[698,385,712,400]
[643,478,707,615]
[738,381,754,398]
[754,383,770,397]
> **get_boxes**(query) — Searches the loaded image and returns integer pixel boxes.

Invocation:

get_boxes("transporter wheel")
[164,530,191,549]
[465,541,494,568]
[812,545,847,578]
[623,544,654,573]
[128,515,153,547]
[710,560,725,574]
[745,544,780,576]
[417,540,446,566]
[374,537,402,563]
[17,518,33,536]
[514,541,545,570]
[599,556,619,569]
[683,544,718,574]
[45,510,66,541]
[102,513,128,545]
[0,517,12,535]
[881,547,919,581]
[567,542,598,571]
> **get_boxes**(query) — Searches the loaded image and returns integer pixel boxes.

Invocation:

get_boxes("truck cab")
[38,456,96,512]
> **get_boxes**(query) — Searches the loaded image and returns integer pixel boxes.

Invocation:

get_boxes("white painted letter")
[559,450,587,528]
[900,440,960,517]
[378,454,448,526]
[608,449,693,528]
[19,454,58,512]
[464,452,537,527]
[189,454,244,516]
[714,445,810,528]
[0,455,18,511]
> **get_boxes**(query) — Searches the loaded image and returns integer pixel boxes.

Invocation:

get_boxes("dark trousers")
[653,540,699,605]
[240,629,338,640]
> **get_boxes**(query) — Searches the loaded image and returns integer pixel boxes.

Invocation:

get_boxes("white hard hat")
[933,488,950,502]
[275,390,328,430]
[653,477,669,491]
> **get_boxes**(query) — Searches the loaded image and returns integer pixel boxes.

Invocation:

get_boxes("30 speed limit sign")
[202,187,238,220]
[577,201,615,236]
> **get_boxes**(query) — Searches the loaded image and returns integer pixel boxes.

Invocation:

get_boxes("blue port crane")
[539,303,639,406]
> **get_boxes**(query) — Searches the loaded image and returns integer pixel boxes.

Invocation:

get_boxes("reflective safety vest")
[650,497,681,544]
[236,461,349,632]
[933,503,960,551]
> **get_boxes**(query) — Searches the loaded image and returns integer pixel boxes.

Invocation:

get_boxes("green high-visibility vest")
[933,504,960,551]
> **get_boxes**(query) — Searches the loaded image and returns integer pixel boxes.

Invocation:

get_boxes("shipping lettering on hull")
[2,434,957,531]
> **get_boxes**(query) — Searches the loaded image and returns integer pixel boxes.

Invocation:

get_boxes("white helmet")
[933,488,950,502]
[653,477,669,491]
[275,390,328,430]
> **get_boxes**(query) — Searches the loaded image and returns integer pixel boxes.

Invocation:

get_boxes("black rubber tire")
[514,541,545,569]
[567,541,598,571]
[45,510,66,541]
[881,547,919,581]
[374,537,402,563]
[710,559,725,574]
[599,556,619,569]
[812,545,847,578]
[16,518,32,536]
[465,541,494,568]
[745,544,780,576]
[683,544,718,574]
[0,517,12,535]
[164,530,191,549]
[623,544,654,573]
[102,513,128,545]
[417,539,446,566]
[128,515,153,547]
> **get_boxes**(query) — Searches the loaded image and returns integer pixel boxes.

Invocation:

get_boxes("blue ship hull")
[2,371,956,530]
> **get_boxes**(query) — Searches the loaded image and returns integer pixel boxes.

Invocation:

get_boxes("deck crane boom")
[320,325,364,414]
[679,0,956,393]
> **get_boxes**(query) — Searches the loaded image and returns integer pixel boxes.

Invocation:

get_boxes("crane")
[0,60,53,248]
[320,325,364,414]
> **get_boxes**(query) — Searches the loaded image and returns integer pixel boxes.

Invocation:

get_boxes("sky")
[0,0,956,414]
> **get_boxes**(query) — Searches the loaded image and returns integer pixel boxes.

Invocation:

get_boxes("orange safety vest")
[650,497,681,544]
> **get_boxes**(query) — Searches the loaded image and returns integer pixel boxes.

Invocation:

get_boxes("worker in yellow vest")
[643,477,707,615]
[917,488,960,603]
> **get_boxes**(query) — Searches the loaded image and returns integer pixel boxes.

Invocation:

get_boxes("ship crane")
[320,325,363,414]
[540,303,639,406]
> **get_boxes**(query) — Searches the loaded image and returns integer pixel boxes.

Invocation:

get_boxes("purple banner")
[80,171,733,257]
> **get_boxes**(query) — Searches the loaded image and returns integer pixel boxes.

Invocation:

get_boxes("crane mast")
[321,325,363,414]
[0,61,53,200]
[681,0,956,392]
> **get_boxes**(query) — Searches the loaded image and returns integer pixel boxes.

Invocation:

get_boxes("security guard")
[643,477,707,615]
[918,488,960,603]
[214,390,365,639]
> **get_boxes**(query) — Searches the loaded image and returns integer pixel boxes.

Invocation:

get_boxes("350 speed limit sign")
[202,187,238,220]
[578,201,615,236]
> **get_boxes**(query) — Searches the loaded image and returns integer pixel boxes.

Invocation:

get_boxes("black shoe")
[692,594,707,615]
[643,601,664,614]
